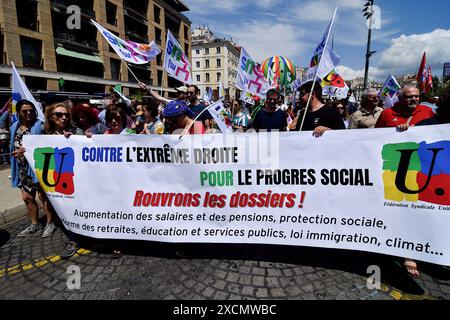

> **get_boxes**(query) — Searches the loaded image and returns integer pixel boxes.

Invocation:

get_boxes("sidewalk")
[0,165,26,226]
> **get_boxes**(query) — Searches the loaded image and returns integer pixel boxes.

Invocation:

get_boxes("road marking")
[0,249,91,278]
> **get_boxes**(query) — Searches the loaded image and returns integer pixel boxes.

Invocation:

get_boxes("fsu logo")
[382,141,450,205]
[34,148,75,195]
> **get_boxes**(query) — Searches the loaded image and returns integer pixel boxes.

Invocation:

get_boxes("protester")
[332,99,350,128]
[10,100,56,238]
[232,101,251,132]
[252,89,287,132]
[163,100,204,135]
[186,85,213,131]
[375,86,434,131]
[141,99,165,135]
[104,106,133,135]
[348,89,383,129]
[138,82,188,104]
[44,103,83,136]
[416,90,450,125]
[374,85,436,278]
[294,81,346,136]
[71,103,107,136]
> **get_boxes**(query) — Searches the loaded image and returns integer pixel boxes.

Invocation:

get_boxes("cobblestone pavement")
[0,216,449,300]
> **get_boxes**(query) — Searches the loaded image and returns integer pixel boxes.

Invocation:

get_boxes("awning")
[55,47,103,63]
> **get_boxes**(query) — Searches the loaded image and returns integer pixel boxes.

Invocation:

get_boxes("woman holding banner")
[10,100,56,238]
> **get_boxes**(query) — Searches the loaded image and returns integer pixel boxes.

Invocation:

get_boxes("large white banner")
[23,125,450,265]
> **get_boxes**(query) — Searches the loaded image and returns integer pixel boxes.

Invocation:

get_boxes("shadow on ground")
[73,236,450,296]
[0,229,10,248]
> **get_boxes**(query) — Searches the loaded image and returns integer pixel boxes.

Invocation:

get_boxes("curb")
[0,204,27,227]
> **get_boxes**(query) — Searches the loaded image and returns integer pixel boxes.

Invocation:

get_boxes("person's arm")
[348,114,359,129]
[138,82,171,104]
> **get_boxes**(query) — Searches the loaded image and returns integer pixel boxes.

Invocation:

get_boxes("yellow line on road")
[0,248,91,278]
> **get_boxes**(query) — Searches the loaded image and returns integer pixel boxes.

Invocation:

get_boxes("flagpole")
[1,97,12,113]
[179,101,218,140]
[121,60,140,83]
[299,8,338,132]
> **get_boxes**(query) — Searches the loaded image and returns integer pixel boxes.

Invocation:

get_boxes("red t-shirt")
[375,105,434,128]
[189,121,206,134]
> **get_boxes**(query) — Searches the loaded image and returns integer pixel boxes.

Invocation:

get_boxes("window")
[206,73,210,82]
[205,48,209,55]
[216,59,221,68]
[155,28,162,45]
[205,60,210,68]
[16,0,39,31]
[20,36,42,69]
[196,61,200,68]
[184,26,189,40]
[195,49,200,55]
[196,75,201,82]
[106,1,117,26]
[185,44,189,55]
[154,5,161,24]
[110,58,121,81]
[216,47,221,54]
[217,73,221,81]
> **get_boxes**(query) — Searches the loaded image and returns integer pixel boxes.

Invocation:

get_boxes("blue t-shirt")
[252,109,287,132]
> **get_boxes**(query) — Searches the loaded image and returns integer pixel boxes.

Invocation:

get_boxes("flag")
[417,52,428,93]
[380,74,401,107]
[164,30,193,84]
[203,87,213,104]
[11,62,45,123]
[427,66,433,93]
[305,9,340,81]
[112,87,131,107]
[207,101,233,133]
[321,69,349,99]
[219,80,226,100]
[237,48,271,99]
[92,20,160,64]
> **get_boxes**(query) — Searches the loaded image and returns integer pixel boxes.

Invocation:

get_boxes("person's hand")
[63,131,73,139]
[85,130,93,138]
[313,126,330,138]
[397,124,410,132]
[138,82,148,92]
[12,146,26,158]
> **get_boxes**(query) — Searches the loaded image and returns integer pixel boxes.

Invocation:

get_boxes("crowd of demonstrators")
[3,79,449,273]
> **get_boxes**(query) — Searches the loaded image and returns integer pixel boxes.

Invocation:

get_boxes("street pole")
[363,0,375,91]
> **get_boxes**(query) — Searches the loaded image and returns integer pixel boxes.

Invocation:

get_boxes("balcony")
[54,31,98,53]
[51,0,96,19]
[125,30,148,44]
[22,57,44,69]
[124,6,148,25]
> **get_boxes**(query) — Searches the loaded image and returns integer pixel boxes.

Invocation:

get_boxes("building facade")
[0,0,191,96]
[191,27,240,101]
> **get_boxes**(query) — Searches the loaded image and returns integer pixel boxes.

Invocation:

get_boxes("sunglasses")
[53,112,70,119]
[21,109,35,114]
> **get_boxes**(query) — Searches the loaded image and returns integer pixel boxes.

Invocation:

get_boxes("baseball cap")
[175,86,188,93]
[163,100,193,118]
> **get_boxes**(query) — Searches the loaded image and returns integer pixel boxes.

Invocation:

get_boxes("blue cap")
[163,100,193,118]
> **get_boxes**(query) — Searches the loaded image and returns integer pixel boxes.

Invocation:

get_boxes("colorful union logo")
[34,147,75,195]
[382,141,450,205]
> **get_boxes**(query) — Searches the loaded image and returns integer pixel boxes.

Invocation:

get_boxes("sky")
[184,0,450,81]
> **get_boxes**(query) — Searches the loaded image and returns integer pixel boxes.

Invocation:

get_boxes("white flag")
[207,101,233,133]
[112,87,131,107]
[11,62,45,123]
[219,80,226,100]
[92,20,160,64]
[380,74,401,107]
[237,48,270,99]
[164,30,193,84]
[305,9,340,81]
